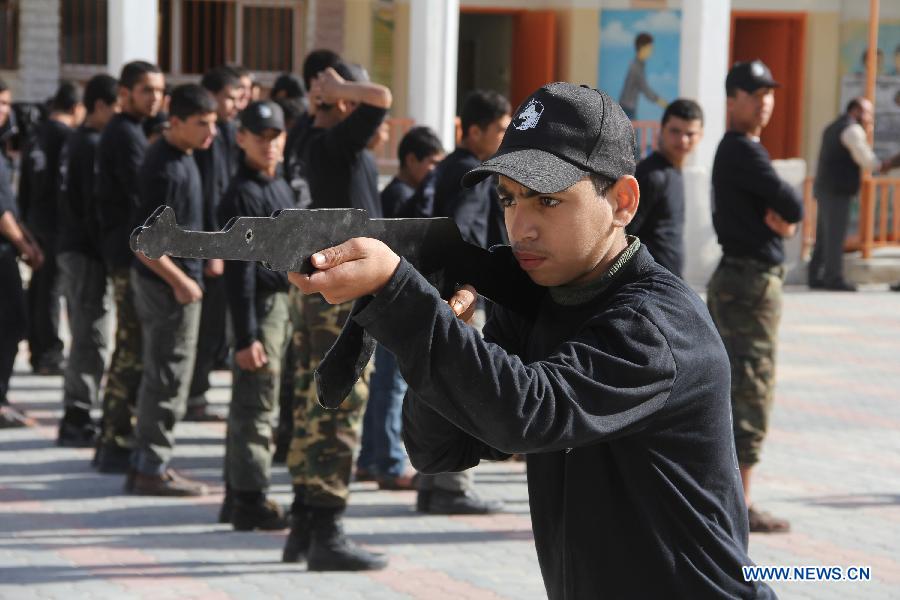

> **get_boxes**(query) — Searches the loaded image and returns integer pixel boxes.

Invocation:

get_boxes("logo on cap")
[259,104,272,119]
[751,61,765,77]
[513,99,544,131]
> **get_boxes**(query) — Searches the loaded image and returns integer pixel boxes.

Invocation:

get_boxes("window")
[0,0,18,70]
[61,0,108,66]
[158,0,303,78]
[242,5,292,72]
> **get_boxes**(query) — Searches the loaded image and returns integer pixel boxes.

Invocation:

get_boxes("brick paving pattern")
[1,287,898,599]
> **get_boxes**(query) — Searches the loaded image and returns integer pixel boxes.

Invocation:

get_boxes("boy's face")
[497,174,636,287]
[123,72,165,119]
[403,151,444,188]
[468,115,512,161]
[659,116,703,164]
[728,87,774,132]
[171,111,217,150]
[0,90,12,128]
[638,43,654,61]
[237,127,286,172]
[214,84,241,122]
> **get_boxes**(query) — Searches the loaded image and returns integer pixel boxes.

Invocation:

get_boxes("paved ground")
[1,287,898,599]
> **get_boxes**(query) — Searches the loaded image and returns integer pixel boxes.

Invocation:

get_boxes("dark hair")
[589,173,616,197]
[846,98,863,114]
[460,90,511,137]
[168,84,217,121]
[274,97,306,129]
[83,74,118,114]
[0,78,8,93]
[49,80,81,112]
[119,60,162,90]
[635,32,654,51]
[201,66,241,93]
[272,73,305,99]
[227,64,250,79]
[661,98,704,126]
[302,49,342,90]
[397,126,444,164]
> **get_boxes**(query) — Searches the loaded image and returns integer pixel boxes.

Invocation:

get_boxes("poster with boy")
[598,10,681,122]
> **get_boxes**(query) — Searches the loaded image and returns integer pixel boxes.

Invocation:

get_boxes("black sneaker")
[95,442,133,473]
[425,489,504,515]
[822,279,857,292]
[218,489,233,524]
[307,508,388,571]
[231,497,289,531]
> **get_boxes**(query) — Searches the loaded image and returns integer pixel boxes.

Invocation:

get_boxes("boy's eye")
[499,196,516,208]
[540,197,560,208]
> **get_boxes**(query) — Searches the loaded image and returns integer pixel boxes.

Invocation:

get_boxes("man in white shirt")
[810,97,899,291]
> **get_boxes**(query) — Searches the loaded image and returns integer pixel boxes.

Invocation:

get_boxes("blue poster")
[598,10,681,122]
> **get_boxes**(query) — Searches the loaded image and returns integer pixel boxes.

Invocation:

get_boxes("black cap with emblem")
[238,100,285,134]
[725,60,780,94]
[461,82,636,194]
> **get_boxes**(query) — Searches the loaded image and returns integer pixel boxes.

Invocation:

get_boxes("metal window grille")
[61,0,108,66]
[241,5,292,72]
[0,0,19,70]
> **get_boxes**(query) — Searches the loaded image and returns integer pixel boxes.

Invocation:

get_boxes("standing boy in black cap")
[288,82,774,599]
[708,60,803,533]
[218,100,295,531]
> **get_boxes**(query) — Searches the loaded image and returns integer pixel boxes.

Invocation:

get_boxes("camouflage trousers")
[100,268,142,448]
[707,256,784,467]
[286,289,368,509]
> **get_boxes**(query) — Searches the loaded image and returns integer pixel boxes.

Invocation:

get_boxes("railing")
[859,175,900,258]
[632,120,661,159]
[802,175,900,259]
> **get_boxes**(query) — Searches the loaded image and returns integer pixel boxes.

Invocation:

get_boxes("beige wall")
[392,1,410,119]
[802,10,841,170]
[556,8,599,87]
[342,0,374,69]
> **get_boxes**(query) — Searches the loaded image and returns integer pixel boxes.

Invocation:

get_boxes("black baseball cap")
[462,82,636,194]
[726,60,780,93]
[238,100,285,134]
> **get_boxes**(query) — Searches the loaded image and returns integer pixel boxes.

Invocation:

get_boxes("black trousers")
[0,249,27,403]
[26,232,65,370]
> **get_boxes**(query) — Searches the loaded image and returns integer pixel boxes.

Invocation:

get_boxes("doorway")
[730,12,807,159]
[457,9,556,112]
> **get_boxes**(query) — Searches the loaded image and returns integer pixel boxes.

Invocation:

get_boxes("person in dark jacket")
[127,84,217,497]
[94,60,165,473]
[184,66,243,421]
[627,98,703,277]
[19,81,84,374]
[217,101,295,531]
[288,82,774,600]
[708,60,803,534]
[55,74,119,446]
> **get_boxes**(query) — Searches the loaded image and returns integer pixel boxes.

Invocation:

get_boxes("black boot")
[283,487,311,563]
[231,491,288,531]
[307,507,388,571]
[218,485,233,524]
[57,407,99,448]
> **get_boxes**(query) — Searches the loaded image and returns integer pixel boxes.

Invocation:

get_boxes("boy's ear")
[610,175,640,228]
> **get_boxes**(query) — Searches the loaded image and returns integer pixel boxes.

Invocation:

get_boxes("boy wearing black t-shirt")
[127,84,217,497]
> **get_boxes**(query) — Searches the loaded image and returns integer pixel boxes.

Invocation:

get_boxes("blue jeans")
[357,344,408,478]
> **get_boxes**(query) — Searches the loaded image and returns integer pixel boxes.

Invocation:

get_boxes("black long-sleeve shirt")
[352,245,772,600]
[712,131,803,265]
[0,153,17,253]
[432,147,498,248]
[628,151,685,276]
[193,119,238,231]
[19,119,71,236]
[379,177,414,218]
[305,103,386,217]
[218,161,295,350]
[97,112,149,268]
[58,125,102,256]
[132,138,204,286]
